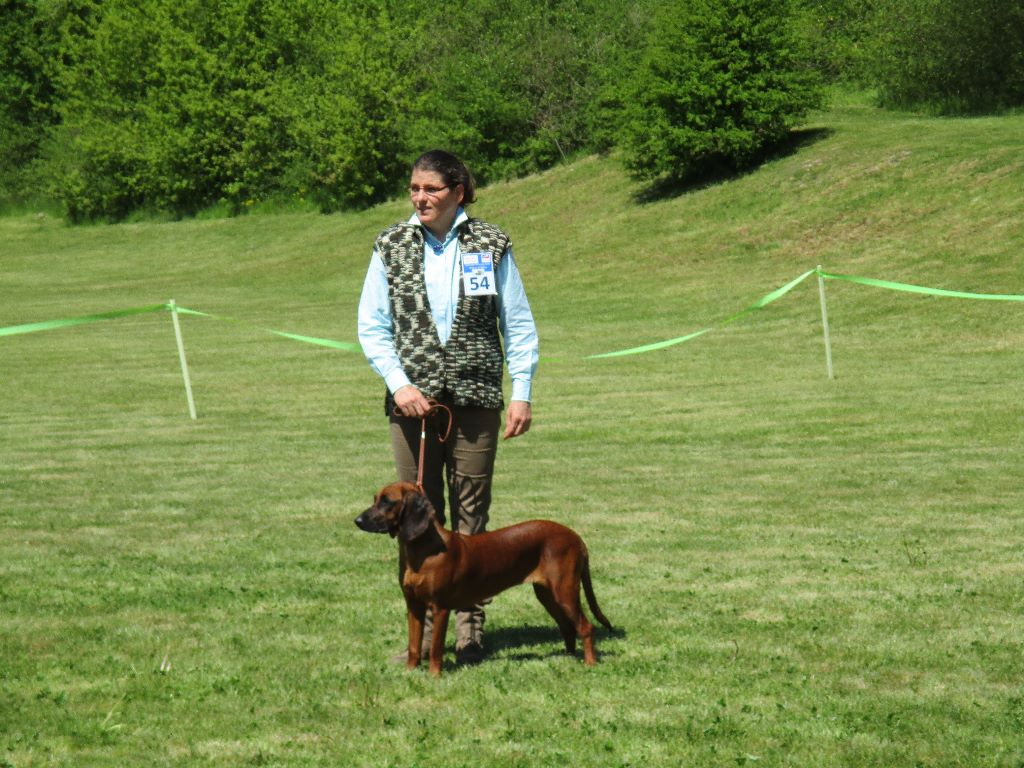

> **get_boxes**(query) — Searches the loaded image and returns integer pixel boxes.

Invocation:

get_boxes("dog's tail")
[581,549,613,630]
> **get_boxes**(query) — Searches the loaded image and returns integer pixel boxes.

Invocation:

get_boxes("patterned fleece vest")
[375,218,510,413]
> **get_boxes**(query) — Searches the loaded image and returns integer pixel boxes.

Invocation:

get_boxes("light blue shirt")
[357,208,538,402]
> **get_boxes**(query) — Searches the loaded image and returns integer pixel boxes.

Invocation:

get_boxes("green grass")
[2,97,1023,766]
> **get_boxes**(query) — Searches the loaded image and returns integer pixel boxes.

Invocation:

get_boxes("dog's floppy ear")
[399,490,436,542]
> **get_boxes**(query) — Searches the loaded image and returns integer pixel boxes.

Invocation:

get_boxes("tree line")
[2,0,1021,222]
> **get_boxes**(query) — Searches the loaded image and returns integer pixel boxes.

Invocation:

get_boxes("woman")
[357,149,539,664]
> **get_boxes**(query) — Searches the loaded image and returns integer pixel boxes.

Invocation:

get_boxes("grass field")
[2,95,1023,767]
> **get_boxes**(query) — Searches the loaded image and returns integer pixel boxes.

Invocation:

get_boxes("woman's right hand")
[393,385,432,418]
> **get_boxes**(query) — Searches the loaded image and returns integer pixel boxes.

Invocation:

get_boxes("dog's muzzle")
[354,506,389,534]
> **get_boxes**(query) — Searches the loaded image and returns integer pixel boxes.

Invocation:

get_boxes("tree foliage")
[0,0,67,202]
[46,0,416,220]
[869,0,1024,114]
[8,0,959,220]
[796,0,876,84]
[618,0,824,184]
[407,0,635,184]
[21,0,645,219]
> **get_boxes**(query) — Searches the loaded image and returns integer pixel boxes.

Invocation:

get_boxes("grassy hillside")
[2,96,1022,767]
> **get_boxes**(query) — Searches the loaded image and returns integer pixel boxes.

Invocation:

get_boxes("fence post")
[817,267,835,380]
[169,300,198,420]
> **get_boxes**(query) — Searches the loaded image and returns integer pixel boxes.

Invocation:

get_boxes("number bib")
[461,252,498,296]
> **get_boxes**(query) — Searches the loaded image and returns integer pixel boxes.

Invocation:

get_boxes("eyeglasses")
[408,184,451,199]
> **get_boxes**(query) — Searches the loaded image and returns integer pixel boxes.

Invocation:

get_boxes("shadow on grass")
[633,127,835,204]
[485,623,627,663]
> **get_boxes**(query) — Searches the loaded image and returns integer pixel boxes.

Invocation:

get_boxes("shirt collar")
[409,207,469,250]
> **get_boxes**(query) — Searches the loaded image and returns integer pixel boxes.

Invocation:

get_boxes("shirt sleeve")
[356,251,412,395]
[496,247,539,402]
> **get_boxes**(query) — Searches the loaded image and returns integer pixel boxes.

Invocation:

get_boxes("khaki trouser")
[389,402,500,651]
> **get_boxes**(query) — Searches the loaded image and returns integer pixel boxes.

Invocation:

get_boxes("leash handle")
[392,399,453,491]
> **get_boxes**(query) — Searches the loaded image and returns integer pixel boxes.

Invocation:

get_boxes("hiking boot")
[455,641,485,666]
[390,640,432,664]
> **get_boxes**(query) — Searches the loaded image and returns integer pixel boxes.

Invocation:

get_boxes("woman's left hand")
[503,401,532,440]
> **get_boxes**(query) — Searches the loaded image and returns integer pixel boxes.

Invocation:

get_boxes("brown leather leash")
[393,399,453,491]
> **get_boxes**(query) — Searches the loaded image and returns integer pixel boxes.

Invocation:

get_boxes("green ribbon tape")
[169,306,211,318]
[0,303,168,337]
[268,330,362,352]
[170,305,363,352]
[584,327,714,359]
[586,269,816,359]
[0,302,364,353]
[3,267,1018,361]
[818,270,1024,301]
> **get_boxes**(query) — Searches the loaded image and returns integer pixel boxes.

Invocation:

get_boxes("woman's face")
[409,168,464,237]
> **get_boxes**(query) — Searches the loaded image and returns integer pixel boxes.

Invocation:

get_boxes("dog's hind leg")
[533,584,578,655]
[549,577,597,665]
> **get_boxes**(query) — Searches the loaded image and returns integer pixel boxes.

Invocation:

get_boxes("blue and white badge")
[461,252,497,297]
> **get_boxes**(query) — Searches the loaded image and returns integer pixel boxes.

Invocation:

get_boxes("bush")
[618,0,825,185]
[292,1,411,211]
[796,0,876,84]
[870,0,1024,114]
[48,0,415,221]
[20,0,844,220]
[46,0,630,219]
[51,0,289,220]
[0,0,65,206]
[407,0,638,184]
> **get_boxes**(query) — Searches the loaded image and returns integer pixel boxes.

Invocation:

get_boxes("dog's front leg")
[406,600,428,670]
[428,607,450,677]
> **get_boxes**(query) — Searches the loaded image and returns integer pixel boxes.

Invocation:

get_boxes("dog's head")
[354,482,444,542]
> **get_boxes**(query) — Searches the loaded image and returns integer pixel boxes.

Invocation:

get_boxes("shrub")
[0,0,66,206]
[277,0,412,212]
[618,0,825,185]
[407,0,632,184]
[796,0,876,84]
[48,0,414,221]
[869,0,1024,114]
[51,0,288,220]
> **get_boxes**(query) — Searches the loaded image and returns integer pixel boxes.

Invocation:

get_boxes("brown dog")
[355,481,612,676]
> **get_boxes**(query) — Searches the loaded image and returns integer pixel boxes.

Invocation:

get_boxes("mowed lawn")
[2,98,1023,766]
